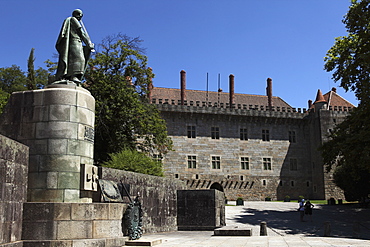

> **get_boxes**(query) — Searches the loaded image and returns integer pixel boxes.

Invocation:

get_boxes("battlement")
[152,98,353,115]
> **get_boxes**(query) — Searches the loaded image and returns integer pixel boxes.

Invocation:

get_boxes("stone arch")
[210,182,224,192]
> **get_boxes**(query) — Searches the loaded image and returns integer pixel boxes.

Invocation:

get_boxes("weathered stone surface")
[101,167,186,233]
[92,220,123,239]
[22,202,128,244]
[0,135,28,245]
[177,189,225,230]
[57,220,92,239]
[214,226,252,236]
[0,86,95,203]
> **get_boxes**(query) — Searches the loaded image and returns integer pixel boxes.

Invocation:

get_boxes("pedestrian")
[299,199,305,222]
[304,200,314,222]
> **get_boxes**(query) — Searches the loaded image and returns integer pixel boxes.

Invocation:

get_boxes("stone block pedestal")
[22,202,127,246]
[0,84,96,202]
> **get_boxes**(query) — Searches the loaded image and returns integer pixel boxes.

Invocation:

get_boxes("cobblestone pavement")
[138,201,370,247]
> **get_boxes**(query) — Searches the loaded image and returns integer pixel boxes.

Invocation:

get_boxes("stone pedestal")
[177,190,225,230]
[22,202,127,246]
[0,84,96,202]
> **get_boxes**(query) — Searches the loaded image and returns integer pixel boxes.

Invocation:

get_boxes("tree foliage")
[102,148,164,176]
[85,34,172,164]
[324,0,370,104]
[323,0,370,200]
[321,106,370,200]
[27,48,36,90]
[0,65,28,94]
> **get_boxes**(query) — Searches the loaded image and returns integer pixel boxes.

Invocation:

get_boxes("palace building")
[150,70,355,201]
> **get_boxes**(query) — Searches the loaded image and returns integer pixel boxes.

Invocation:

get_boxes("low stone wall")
[100,167,186,233]
[0,135,29,247]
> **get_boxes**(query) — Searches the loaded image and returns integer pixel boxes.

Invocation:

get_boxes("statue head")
[72,9,83,20]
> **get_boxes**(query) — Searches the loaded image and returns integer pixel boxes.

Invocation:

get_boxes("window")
[262,129,270,141]
[291,181,295,187]
[240,157,249,170]
[153,154,163,163]
[240,128,248,140]
[211,127,220,139]
[262,180,266,186]
[187,155,196,169]
[263,157,271,170]
[212,156,221,169]
[290,159,298,171]
[279,180,283,186]
[175,174,179,178]
[289,131,296,143]
[187,125,196,138]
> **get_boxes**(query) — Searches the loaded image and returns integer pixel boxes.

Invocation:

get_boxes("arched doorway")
[210,182,224,192]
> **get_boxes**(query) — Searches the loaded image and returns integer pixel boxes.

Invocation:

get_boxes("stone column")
[0,84,96,202]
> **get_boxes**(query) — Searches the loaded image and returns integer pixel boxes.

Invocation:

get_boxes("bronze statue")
[54,9,94,84]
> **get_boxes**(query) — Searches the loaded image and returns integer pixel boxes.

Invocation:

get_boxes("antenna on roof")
[218,73,221,105]
[206,72,209,103]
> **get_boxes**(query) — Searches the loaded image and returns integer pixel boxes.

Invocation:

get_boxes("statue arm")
[71,17,94,49]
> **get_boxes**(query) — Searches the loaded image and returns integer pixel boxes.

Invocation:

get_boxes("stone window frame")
[211,155,221,169]
[187,125,196,138]
[240,156,250,170]
[262,129,270,142]
[288,130,296,143]
[240,128,248,140]
[289,158,298,171]
[153,154,163,163]
[187,155,197,169]
[211,126,220,139]
[262,157,272,170]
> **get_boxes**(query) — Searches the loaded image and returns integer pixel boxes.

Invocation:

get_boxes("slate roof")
[151,87,292,108]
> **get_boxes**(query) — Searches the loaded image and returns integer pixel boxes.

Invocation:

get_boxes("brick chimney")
[266,78,273,110]
[229,74,235,108]
[308,100,312,109]
[180,70,186,105]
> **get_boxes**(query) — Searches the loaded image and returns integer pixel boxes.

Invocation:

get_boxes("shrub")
[102,148,164,176]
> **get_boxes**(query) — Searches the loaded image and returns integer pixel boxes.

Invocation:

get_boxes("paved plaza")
[139,201,370,246]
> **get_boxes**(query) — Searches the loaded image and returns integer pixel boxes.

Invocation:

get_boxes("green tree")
[324,0,370,104]
[323,0,370,200]
[85,34,172,164]
[0,89,9,115]
[0,65,27,94]
[27,48,36,90]
[321,106,370,200]
[102,148,164,176]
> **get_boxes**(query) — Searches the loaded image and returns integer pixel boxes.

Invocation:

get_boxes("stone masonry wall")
[0,134,29,246]
[159,105,316,201]
[100,167,186,233]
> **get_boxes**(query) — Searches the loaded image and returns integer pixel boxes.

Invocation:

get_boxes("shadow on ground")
[231,203,370,240]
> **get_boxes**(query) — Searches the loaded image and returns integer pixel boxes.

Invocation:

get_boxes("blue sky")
[0,0,357,108]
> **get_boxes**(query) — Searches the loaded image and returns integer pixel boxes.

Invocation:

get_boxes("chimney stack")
[308,100,312,109]
[266,78,273,110]
[229,74,235,108]
[180,70,186,105]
